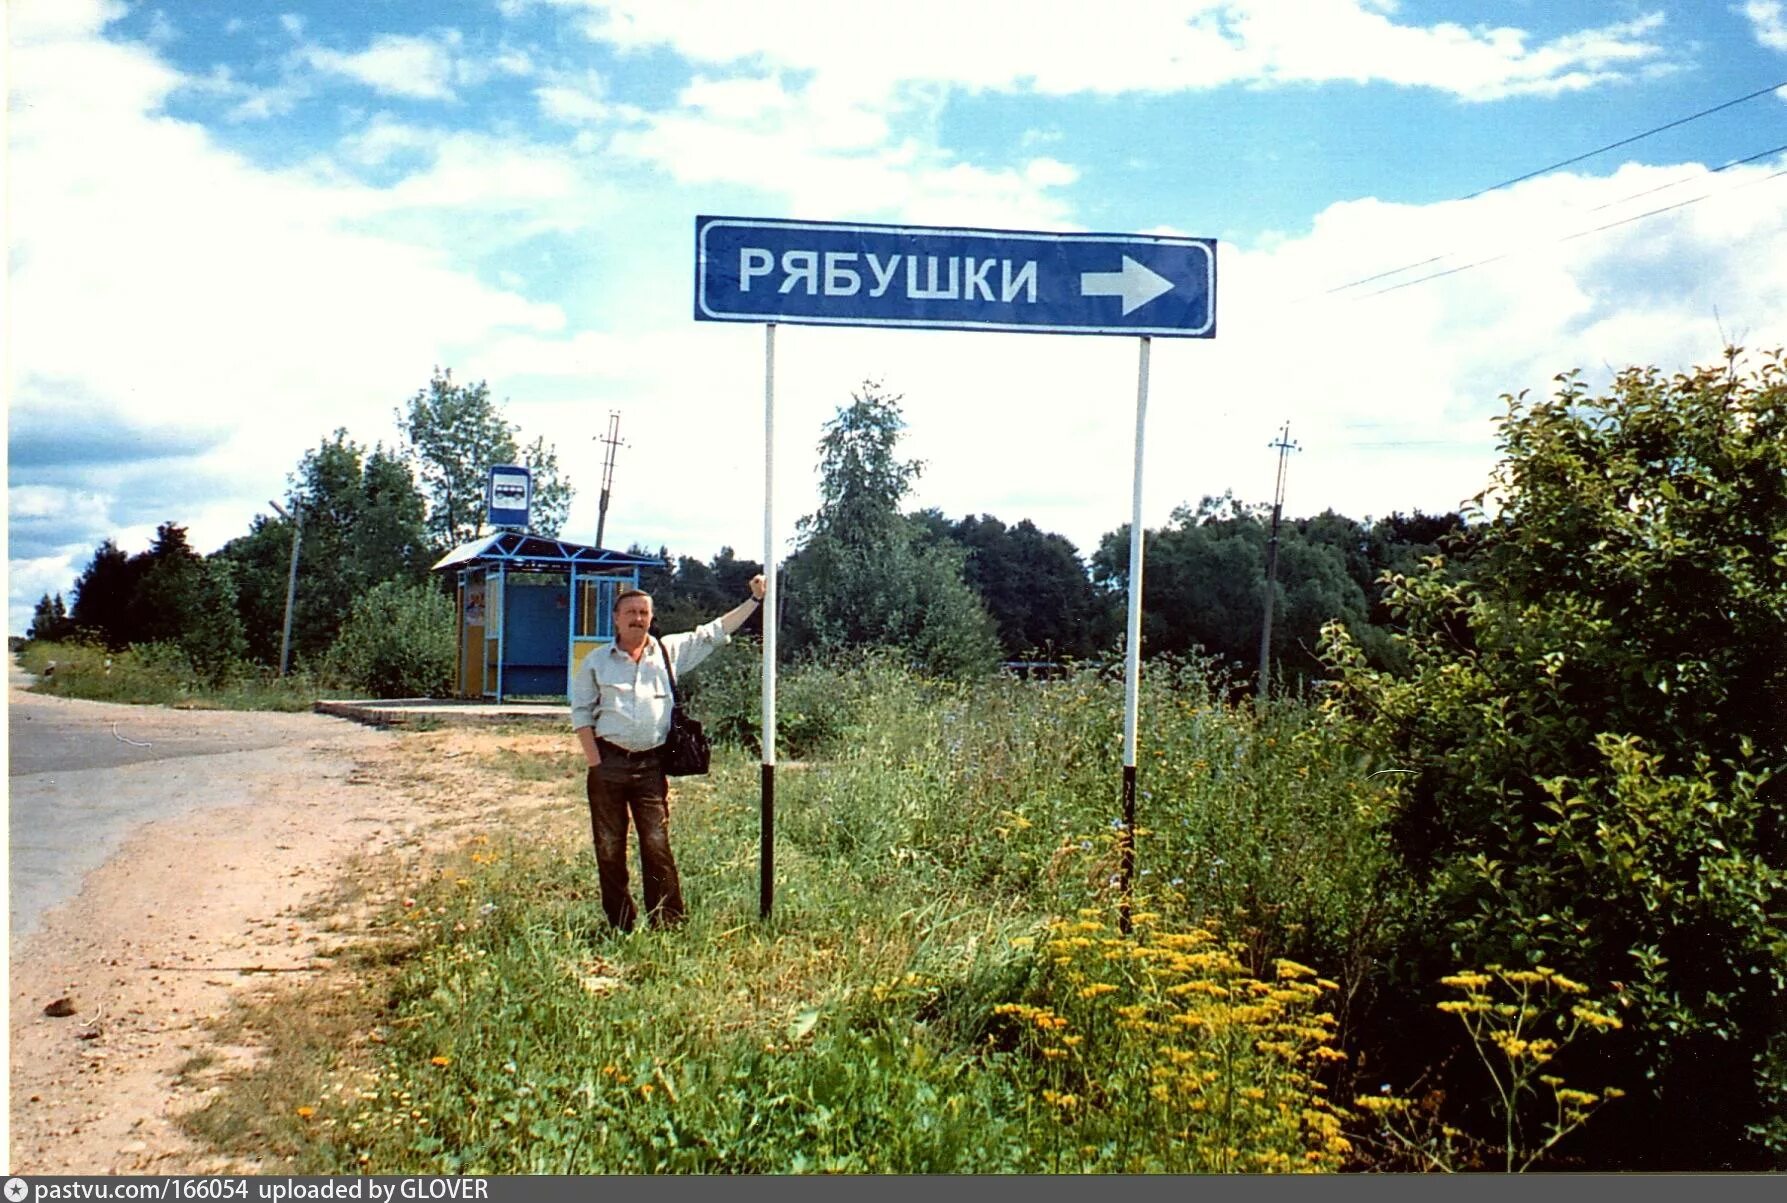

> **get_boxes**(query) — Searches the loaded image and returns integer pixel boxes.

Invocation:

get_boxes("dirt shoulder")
[8,685,579,1175]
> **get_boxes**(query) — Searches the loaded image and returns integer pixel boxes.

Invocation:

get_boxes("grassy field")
[168,654,1421,1173]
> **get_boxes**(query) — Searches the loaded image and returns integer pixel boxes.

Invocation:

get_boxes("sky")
[6,0,1787,637]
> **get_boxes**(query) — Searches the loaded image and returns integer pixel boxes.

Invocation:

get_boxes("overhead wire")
[1317,77,1787,299]
[1362,143,1787,298]
[1458,78,1787,200]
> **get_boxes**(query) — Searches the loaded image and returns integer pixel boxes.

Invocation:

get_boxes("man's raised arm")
[717,573,768,636]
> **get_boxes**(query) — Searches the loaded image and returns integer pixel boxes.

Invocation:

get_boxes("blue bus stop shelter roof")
[431,532,667,573]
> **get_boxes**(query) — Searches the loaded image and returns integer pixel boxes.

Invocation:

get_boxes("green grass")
[186,658,1398,1174]
[17,639,323,711]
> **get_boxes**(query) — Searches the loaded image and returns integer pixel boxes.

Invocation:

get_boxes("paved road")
[7,663,383,940]
[8,691,323,777]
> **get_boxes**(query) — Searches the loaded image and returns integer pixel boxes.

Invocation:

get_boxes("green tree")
[68,538,142,649]
[1093,494,1373,689]
[1321,351,1787,1169]
[26,593,76,643]
[936,512,1113,659]
[783,382,999,677]
[132,523,206,646]
[179,558,251,684]
[68,522,251,684]
[396,368,573,548]
[214,431,432,667]
[708,546,765,603]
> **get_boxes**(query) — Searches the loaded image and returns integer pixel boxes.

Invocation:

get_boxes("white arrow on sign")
[1079,255,1174,316]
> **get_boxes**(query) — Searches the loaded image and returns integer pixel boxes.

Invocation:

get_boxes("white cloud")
[554,1,1672,102]
[1025,158,1080,189]
[6,0,126,45]
[5,6,578,632]
[606,66,1075,229]
[535,69,617,125]
[1741,1,1787,50]
[9,486,110,524]
[306,31,468,100]
[176,62,312,123]
[494,47,536,77]
[563,1,1670,235]
[299,29,536,101]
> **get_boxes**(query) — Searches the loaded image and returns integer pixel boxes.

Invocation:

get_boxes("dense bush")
[1320,351,1787,1169]
[323,579,456,698]
[683,640,930,760]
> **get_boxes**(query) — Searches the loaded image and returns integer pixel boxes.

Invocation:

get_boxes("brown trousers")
[586,755,684,931]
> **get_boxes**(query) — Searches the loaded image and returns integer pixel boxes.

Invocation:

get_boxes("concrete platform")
[314,697,568,727]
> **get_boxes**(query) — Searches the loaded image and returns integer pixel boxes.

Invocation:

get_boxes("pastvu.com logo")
[5,1177,29,1202]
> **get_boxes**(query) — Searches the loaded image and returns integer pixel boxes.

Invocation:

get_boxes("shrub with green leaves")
[324,579,456,698]
[1320,351,1787,1169]
[682,641,919,760]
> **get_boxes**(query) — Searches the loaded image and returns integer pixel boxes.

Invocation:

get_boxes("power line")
[1323,78,1787,297]
[1363,147,1787,299]
[1460,78,1787,200]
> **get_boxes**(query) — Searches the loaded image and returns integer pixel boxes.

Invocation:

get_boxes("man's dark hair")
[613,588,653,613]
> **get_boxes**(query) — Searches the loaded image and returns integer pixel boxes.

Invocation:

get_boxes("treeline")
[30,371,1476,699]
[621,382,1473,690]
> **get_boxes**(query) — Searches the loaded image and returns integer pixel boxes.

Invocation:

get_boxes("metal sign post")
[761,322,778,919]
[695,215,1216,921]
[1119,337,1150,935]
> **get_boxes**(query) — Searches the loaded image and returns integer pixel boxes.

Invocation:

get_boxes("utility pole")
[1256,423,1299,704]
[268,498,302,678]
[593,411,625,549]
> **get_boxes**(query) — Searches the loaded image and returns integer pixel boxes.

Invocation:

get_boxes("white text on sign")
[739,249,1040,303]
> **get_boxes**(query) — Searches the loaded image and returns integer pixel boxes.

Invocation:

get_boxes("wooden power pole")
[1256,423,1299,703]
[594,412,624,549]
[268,498,302,677]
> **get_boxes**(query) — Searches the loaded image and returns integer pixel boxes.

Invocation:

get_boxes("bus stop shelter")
[431,532,663,702]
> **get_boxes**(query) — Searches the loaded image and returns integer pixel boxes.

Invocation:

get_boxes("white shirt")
[568,618,729,750]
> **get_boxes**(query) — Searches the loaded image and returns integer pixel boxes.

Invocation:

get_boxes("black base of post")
[1119,763,1137,935]
[760,763,776,919]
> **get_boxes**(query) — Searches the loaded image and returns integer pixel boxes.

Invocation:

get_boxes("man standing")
[570,574,767,931]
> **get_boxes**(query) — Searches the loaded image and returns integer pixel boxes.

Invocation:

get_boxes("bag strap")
[655,636,680,707]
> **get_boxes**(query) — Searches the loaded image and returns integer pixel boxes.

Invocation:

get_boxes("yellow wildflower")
[1571,1004,1623,1030]
[1440,971,1491,990]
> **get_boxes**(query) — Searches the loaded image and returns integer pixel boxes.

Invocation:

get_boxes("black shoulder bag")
[655,635,712,776]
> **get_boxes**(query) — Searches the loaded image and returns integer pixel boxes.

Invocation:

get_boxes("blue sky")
[7,0,1787,636]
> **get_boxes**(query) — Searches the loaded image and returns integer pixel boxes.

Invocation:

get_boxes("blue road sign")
[695,216,1215,338]
[487,465,531,528]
